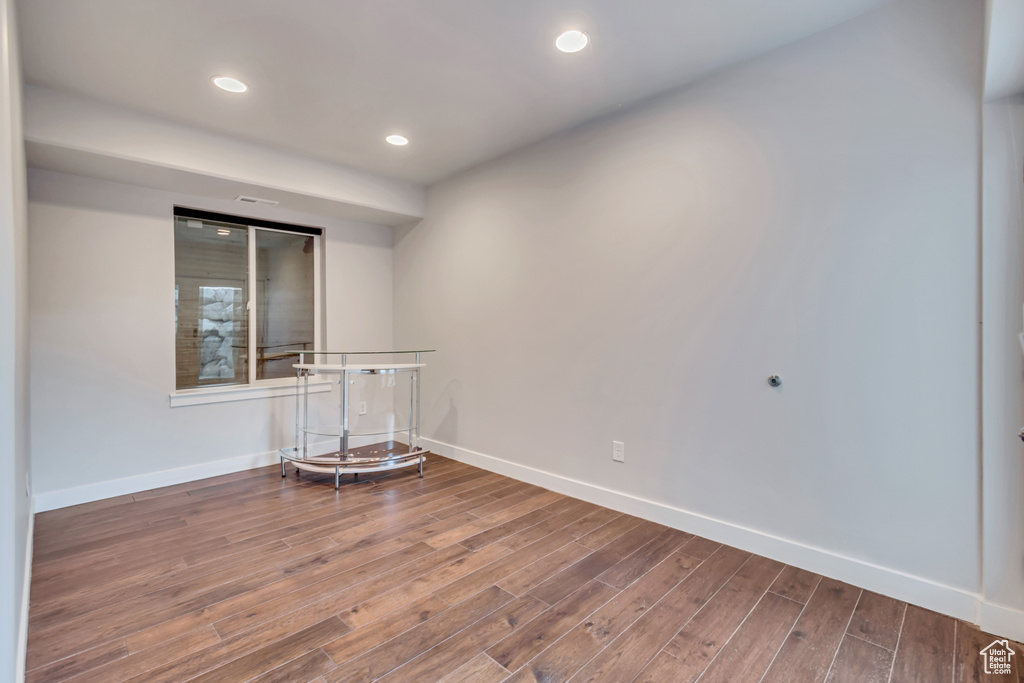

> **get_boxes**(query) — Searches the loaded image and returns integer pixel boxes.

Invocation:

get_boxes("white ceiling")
[17,0,890,185]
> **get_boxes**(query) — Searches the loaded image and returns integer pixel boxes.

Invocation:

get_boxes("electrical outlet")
[612,441,625,463]
[359,401,368,415]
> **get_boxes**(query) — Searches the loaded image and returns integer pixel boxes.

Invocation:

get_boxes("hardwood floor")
[26,455,1020,682]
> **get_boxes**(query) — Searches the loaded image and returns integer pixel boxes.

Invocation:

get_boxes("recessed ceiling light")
[212,76,248,93]
[555,30,589,53]
[385,134,409,146]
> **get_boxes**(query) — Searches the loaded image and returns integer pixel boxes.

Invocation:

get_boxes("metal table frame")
[279,350,434,488]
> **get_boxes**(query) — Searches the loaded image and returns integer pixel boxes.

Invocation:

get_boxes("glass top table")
[280,350,435,489]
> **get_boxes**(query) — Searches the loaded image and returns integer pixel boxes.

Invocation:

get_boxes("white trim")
[421,436,982,626]
[247,225,257,385]
[34,442,323,512]
[169,377,331,407]
[979,601,1024,643]
[313,233,322,353]
[16,497,33,683]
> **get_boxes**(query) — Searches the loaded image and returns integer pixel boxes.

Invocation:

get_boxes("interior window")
[173,211,320,390]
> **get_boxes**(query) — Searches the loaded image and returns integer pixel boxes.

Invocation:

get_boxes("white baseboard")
[422,436,984,627]
[32,447,289,513]
[16,496,34,683]
[979,601,1024,642]
[31,436,401,513]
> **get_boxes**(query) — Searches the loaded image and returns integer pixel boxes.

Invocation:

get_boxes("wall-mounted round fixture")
[212,76,248,93]
[556,30,589,53]
[768,375,782,387]
[385,134,409,146]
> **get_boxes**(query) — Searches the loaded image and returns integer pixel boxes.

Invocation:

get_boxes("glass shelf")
[293,363,424,373]
[281,443,423,465]
[280,441,425,482]
[298,427,412,438]
[296,349,435,356]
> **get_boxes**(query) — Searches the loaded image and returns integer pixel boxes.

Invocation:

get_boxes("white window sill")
[169,377,333,407]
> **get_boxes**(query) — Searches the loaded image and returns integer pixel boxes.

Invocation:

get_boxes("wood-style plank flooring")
[26,455,1021,682]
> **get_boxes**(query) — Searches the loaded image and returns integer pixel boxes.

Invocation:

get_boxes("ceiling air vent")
[234,195,279,207]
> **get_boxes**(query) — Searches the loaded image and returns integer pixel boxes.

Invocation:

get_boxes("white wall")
[396,0,986,623]
[981,97,1024,633]
[0,0,30,680]
[29,169,393,504]
[984,0,1024,101]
